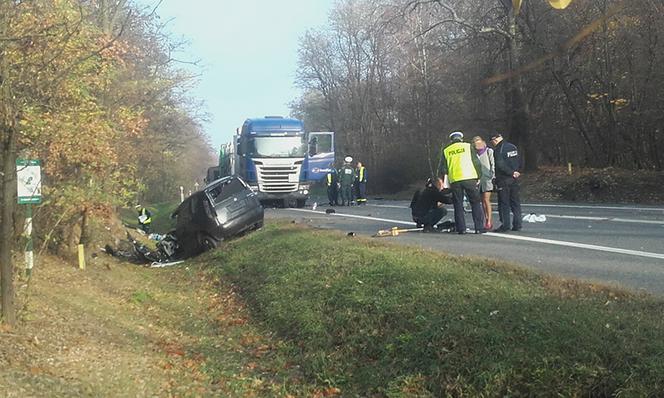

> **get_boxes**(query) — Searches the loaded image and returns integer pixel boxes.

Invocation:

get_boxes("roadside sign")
[16,159,42,204]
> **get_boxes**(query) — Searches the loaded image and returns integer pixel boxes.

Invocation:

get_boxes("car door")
[305,132,335,182]
[174,197,195,245]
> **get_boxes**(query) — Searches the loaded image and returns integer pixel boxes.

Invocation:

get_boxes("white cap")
[449,131,464,140]
[344,156,353,163]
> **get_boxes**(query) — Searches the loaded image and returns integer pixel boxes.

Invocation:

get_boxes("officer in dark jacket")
[325,163,339,206]
[491,133,522,232]
[410,177,453,232]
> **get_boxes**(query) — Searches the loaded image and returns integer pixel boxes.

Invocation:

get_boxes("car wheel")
[198,234,218,253]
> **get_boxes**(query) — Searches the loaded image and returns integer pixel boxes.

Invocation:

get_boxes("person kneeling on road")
[410,177,453,232]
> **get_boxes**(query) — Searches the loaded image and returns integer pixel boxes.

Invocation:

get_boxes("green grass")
[119,201,179,233]
[3,253,324,397]
[203,222,664,397]
[129,289,154,304]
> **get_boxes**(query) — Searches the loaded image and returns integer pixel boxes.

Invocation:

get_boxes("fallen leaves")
[312,386,342,397]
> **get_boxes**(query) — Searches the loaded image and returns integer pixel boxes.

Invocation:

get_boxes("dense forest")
[0,0,213,323]
[291,0,664,190]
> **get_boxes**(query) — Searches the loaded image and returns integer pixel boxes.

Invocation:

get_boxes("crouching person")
[410,177,453,232]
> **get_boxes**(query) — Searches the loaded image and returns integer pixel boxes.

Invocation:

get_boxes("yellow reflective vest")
[357,166,366,183]
[444,142,478,183]
[139,208,152,224]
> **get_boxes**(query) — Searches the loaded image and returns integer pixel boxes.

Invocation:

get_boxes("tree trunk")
[551,69,594,164]
[0,122,17,327]
[0,10,17,324]
[507,7,537,172]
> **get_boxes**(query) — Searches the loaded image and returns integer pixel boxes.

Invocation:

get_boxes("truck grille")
[256,164,301,193]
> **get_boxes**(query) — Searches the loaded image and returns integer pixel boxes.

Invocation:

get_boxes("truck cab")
[233,117,333,207]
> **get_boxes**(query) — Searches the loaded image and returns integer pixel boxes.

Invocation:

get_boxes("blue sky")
[151,0,335,149]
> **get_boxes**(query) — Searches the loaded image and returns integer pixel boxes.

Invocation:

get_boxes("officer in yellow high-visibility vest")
[440,131,486,234]
[355,161,368,205]
[136,205,152,234]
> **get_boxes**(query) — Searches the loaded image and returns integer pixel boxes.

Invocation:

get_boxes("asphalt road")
[266,199,664,296]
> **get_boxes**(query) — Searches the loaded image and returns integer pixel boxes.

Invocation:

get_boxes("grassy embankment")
[5,209,663,396]
[203,222,664,396]
[1,253,323,397]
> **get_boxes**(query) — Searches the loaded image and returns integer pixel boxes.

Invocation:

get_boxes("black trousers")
[450,179,485,232]
[357,182,367,203]
[496,178,522,229]
[414,207,447,227]
[327,185,338,205]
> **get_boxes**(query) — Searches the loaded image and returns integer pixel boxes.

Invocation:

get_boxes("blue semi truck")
[208,116,335,207]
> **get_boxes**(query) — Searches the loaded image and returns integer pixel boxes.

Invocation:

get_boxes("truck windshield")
[248,135,306,158]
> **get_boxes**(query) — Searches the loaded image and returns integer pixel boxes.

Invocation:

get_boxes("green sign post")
[17,159,42,277]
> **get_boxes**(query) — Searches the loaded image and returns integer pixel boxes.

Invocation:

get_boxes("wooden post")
[78,244,86,270]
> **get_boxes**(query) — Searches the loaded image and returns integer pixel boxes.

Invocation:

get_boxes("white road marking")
[369,204,409,209]
[367,204,664,225]
[286,208,664,260]
[481,233,664,260]
[545,214,664,225]
[519,203,664,212]
[371,202,664,212]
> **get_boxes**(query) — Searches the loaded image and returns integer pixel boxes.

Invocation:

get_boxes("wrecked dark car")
[171,176,264,257]
[106,176,263,265]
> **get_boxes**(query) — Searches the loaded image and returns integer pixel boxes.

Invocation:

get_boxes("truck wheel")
[296,199,306,208]
[198,234,218,253]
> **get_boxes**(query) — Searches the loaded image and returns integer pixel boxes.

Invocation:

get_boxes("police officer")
[136,205,152,233]
[440,131,485,234]
[355,161,368,205]
[325,162,339,206]
[491,133,523,232]
[339,156,356,206]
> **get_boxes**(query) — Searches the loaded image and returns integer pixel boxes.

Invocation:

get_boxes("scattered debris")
[326,209,336,214]
[374,227,422,237]
[437,220,456,232]
[104,231,179,265]
[523,213,547,223]
[149,260,184,268]
[148,233,164,241]
[347,232,356,237]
